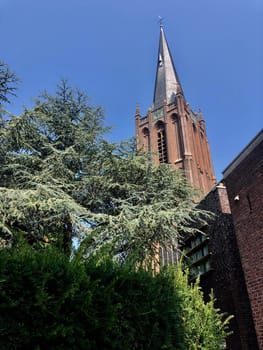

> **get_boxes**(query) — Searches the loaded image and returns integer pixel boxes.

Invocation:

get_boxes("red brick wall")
[135,97,216,195]
[224,138,263,349]
[197,185,258,350]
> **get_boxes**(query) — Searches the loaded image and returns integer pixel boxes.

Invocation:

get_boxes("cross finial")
[158,16,164,27]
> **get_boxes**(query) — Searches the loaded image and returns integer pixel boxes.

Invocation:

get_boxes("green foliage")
[0,247,231,350]
[0,61,19,106]
[0,70,232,350]
[80,151,210,265]
[0,80,209,261]
[0,246,92,349]
[0,81,109,251]
[172,267,233,349]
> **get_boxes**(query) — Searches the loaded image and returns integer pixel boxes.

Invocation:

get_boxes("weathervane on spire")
[158,16,164,27]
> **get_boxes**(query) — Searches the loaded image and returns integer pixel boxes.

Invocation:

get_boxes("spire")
[153,25,183,109]
[135,103,140,116]
[135,103,141,120]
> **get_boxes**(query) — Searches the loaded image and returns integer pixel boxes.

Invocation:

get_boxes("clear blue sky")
[1,0,262,180]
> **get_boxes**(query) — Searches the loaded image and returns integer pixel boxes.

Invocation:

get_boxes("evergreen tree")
[0,60,19,128]
[0,61,18,105]
[78,145,209,265]
[0,79,232,348]
[0,80,109,250]
[0,80,208,261]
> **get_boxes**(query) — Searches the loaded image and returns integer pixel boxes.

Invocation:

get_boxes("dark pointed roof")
[153,25,183,109]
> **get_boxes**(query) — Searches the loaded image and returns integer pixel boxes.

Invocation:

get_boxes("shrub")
[0,247,231,349]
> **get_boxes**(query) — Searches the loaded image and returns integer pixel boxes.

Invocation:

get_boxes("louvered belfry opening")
[156,121,168,163]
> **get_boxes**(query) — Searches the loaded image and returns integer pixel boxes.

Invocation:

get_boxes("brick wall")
[136,98,216,195]
[224,134,263,349]
[197,186,258,349]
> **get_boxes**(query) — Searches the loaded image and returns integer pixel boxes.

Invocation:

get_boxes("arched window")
[171,114,183,160]
[142,127,150,152]
[155,121,168,163]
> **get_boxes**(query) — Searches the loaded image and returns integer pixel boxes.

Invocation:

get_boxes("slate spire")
[153,25,183,109]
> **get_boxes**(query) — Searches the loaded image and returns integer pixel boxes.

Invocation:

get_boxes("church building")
[135,24,216,195]
[135,25,262,350]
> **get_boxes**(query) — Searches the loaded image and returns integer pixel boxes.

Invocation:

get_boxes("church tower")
[136,25,216,194]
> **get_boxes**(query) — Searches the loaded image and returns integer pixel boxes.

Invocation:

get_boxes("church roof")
[223,129,263,178]
[153,25,183,110]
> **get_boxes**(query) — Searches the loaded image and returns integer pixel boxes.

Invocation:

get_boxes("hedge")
[0,247,231,349]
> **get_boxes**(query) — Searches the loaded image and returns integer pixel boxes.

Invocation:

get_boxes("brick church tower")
[136,25,216,194]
